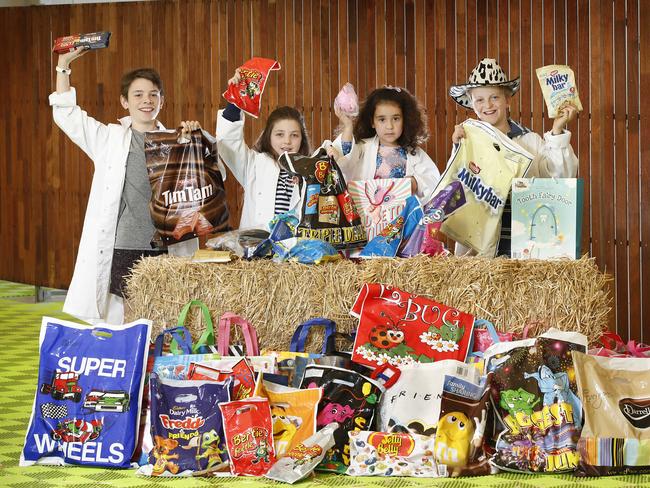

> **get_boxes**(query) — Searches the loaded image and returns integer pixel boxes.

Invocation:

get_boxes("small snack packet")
[264,423,338,484]
[223,58,281,118]
[219,397,276,476]
[53,31,111,53]
[255,379,322,458]
[347,430,440,477]
[333,83,360,116]
[536,64,583,118]
[139,374,231,477]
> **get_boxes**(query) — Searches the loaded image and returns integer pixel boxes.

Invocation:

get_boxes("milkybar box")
[536,64,583,118]
[53,31,111,54]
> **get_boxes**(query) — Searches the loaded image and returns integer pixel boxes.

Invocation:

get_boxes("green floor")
[0,281,649,487]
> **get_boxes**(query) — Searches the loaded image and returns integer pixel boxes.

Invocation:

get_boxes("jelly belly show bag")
[145,128,229,245]
[486,330,587,473]
[279,148,366,250]
[431,119,533,256]
[348,178,412,242]
[21,317,151,467]
[222,57,281,118]
[572,352,650,476]
[350,283,475,368]
[510,178,584,259]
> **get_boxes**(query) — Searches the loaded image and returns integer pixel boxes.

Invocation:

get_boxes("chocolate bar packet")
[536,65,583,118]
[279,149,366,250]
[435,374,493,477]
[145,128,229,245]
[572,352,650,476]
[53,31,111,54]
[140,374,231,476]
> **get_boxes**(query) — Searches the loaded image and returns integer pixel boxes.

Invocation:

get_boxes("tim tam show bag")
[348,178,412,242]
[486,330,587,473]
[254,379,322,458]
[572,352,650,476]
[347,430,440,477]
[299,364,398,473]
[222,57,280,118]
[375,360,480,435]
[536,64,583,118]
[20,317,150,467]
[279,148,367,250]
[52,31,111,53]
[434,374,493,477]
[138,374,231,477]
[431,119,533,256]
[219,397,277,476]
[350,283,476,369]
[145,128,229,245]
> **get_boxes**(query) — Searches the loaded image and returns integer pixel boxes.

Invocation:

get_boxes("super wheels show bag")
[279,148,366,250]
[350,283,475,369]
[21,317,151,467]
[145,128,229,245]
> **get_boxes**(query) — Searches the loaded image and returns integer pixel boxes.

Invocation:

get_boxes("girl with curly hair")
[331,86,440,200]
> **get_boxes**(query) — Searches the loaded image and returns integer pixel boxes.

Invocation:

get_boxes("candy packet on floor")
[219,397,276,476]
[347,430,440,477]
[536,64,583,118]
[20,317,150,468]
[264,423,338,484]
[138,374,231,476]
[572,352,650,476]
[222,57,281,118]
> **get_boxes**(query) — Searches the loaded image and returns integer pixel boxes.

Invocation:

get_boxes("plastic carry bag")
[21,317,151,467]
[145,128,229,245]
[333,82,359,116]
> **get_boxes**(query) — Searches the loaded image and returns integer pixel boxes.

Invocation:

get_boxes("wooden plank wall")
[0,0,647,341]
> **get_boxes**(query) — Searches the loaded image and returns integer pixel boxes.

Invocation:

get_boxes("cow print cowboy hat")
[449,58,521,109]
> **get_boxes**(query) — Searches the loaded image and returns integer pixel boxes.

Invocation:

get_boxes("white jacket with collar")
[331,135,441,202]
[216,109,301,230]
[49,87,164,324]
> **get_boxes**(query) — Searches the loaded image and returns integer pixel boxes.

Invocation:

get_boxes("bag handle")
[290,318,337,354]
[324,331,356,355]
[477,319,501,344]
[627,340,650,358]
[153,326,193,357]
[370,364,401,389]
[218,312,260,356]
[176,300,215,354]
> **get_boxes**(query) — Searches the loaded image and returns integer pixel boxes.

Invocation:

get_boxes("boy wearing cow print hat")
[448,58,579,257]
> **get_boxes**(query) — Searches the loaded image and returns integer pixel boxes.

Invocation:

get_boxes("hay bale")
[125,255,611,351]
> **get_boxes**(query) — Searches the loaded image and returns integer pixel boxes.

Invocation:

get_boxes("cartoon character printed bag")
[222,57,281,118]
[350,283,475,369]
[486,329,587,473]
[21,317,150,467]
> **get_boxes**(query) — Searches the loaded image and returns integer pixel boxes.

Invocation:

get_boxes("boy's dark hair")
[120,68,164,98]
[353,86,428,155]
[253,106,311,158]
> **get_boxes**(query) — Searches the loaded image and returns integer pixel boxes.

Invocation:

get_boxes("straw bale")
[125,255,611,351]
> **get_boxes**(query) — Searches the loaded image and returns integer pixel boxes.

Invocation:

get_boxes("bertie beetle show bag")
[21,317,151,467]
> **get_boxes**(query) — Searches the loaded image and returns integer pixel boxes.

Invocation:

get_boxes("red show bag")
[350,283,475,369]
[222,57,281,118]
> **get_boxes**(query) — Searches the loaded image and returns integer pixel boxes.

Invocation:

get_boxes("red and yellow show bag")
[222,57,281,118]
[350,284,475,369]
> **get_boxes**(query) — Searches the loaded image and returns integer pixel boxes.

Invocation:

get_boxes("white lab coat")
[331,135,441,202]
[216,109,301,230]
[49,88,165,324]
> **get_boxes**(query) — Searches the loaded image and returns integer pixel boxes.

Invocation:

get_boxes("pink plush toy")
[333,83,359,116]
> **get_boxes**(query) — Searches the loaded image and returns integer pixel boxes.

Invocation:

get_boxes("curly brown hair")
[353,87,428,155]
[253,106,311,159]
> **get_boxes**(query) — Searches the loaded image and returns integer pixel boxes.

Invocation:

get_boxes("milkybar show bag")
[536,65,583,119]
[223,57,281,118]
[145,129,229,245]
[432,119,533,256]
[572,352,650,476]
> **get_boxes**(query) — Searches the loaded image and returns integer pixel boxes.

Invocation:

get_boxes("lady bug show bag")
[350,283,475,369]
[145,128,229,245]
[21,317,151,467]
[279,149,367,250]
[222,57,281,118]
[486,330,587,473]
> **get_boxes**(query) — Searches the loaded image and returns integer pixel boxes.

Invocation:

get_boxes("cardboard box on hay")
[124,255,611,352]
